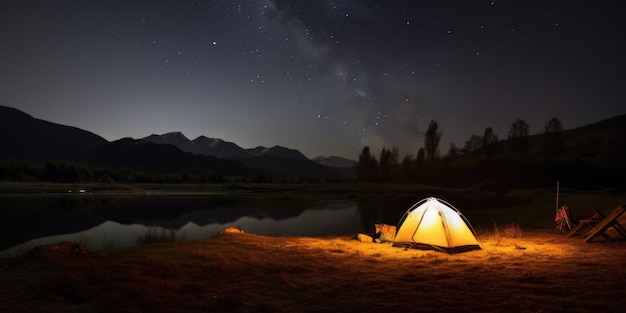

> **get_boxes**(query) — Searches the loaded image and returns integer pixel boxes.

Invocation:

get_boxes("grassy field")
[1,183,625,312]
[1,228,625,313]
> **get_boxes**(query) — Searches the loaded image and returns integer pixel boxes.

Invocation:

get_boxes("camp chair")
[565,208,604,238]
[583,205,626,243]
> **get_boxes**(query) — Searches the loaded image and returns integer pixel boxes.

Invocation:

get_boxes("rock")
[219,227,245,234]
[353,233,373,242]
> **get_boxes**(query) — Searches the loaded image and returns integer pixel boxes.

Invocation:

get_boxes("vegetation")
[356,116,626,190]
[2,229,625,312]
[0,160,230,184]
[424,119,442,161]
[1,115,625,190]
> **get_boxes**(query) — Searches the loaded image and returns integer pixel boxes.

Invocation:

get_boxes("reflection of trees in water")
[0,195,343,250]
[0,195,133,250]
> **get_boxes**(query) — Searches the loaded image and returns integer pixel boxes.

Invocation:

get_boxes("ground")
[1,228,625,313]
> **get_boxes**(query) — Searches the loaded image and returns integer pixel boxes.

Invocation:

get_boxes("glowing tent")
[392,197,481,253]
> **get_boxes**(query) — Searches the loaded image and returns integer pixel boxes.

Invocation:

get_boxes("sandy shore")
[1,229,625,313]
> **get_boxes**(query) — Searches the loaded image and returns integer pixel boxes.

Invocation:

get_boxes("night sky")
[1,1,624,159]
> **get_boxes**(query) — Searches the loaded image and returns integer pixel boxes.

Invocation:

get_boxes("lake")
[1,188,550,258]
[0,191,381,258]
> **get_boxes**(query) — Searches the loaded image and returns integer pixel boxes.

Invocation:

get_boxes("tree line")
[356,117,566,187]
[0,160,348,185]
[0,160,227,184]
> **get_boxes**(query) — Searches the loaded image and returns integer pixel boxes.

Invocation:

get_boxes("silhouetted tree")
[424,119,442,161]
[414,148,426,183]
[379,147,392,182]
[483,127,499,146]
[356,146,378,182]
[544,117,563,133]
[399,154,415,182]
[446,143,460,159]
[508,118,530,139]
[507,118,530,156]
[464,134,482,154]
[542,117,564,158]
[43,161,80,183]
[378,146,400,182]
[390,146,400,180]
[481,127,499,155]
[416,148,425,164]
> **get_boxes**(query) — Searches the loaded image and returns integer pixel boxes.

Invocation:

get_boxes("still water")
[0,192,386,258]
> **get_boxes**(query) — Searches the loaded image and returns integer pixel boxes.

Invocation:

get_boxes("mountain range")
[3,104,625,185]
[142,132,311,160]
[142,132,349,178]
[0,105,355,179]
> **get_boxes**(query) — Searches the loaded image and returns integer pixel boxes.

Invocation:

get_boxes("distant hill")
[0,105,108,160]
[144,132,345,179]
[0,107,250,177]
[8,104,623,186]
[233,155,344,179]
[313,156,356,168]
[246,145,309,161]
[469,114,626,167]
[190,136,251,158]
[143,132,191,151]
[0,107,351,180]
[237,146,348,179]
[451,114,626,189]
[313,156,357,180]
[554,114,626,169]
[143,132,251,159]
[88,138,251,175]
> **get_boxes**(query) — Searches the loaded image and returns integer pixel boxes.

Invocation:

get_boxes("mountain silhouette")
[313,156,357,168]
[143,132,251,159]
[246,145,309,160]
[0,107,350,179]
[143,132,348,179]
[190,136,252,158]
[88,137,251,175]
[0,105,108,160]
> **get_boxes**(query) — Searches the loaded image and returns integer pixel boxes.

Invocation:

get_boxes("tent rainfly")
[392,197,482,253]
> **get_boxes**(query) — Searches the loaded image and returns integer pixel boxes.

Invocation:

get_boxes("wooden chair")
[583,205,626,243]
[566,208,604,238]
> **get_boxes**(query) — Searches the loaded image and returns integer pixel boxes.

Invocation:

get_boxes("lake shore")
[2,228,625,313]
[2,182,625,312]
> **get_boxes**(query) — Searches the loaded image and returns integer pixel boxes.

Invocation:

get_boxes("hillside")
[484,114,626,167]
[0,107,348,181]
[448,114,626,189]
[144,133,348,179]
[2,105,624,186]
[0,106,108,160]
[143,133,251,159]
[88,138,252,175]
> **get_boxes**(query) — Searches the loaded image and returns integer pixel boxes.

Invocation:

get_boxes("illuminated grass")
[3,229,626,312]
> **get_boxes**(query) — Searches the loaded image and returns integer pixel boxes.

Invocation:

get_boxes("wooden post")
[555,180,560,215]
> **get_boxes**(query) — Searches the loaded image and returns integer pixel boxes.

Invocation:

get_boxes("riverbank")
[1,229,625,312]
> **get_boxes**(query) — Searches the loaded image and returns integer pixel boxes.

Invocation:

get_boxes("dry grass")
[1,229,626,313]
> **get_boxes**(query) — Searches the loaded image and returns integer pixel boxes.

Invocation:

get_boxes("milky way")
[1,1,624,159]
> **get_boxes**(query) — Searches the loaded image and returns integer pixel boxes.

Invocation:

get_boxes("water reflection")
[0,194,365,258]
[0,192,512,258]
